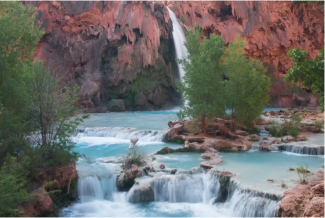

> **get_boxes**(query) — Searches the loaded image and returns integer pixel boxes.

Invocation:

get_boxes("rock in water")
[129,137,139,149]
[159,164,165,169]
[107,99,125,112]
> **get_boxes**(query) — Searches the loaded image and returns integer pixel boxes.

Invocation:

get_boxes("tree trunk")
[201,114,206,134]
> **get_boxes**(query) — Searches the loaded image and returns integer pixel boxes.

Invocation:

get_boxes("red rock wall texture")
[26,1,178,110]
[28,1,324,109]
[168,1,324,108]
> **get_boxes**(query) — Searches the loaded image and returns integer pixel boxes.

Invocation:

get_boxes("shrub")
[123,146,145,169]
[269,115,301,138]
[314,121,324,133]
[296,165,309,184]
[0,156,33,216]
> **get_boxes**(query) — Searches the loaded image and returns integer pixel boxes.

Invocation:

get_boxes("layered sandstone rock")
[27,1,179,110]
[168,1,324,108]
[276,173,324,217]
[20,163,78,216]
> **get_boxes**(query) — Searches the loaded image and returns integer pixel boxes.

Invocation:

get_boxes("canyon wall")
[29,1,324,110]
[27,1,179,111]
[168,1,324,108]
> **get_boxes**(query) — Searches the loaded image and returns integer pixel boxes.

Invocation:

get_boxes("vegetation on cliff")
[284,48,324,111]
[178,26,271,133]
[0,2,86,215]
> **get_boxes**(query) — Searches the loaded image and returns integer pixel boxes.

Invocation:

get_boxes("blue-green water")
[63,111,324,217]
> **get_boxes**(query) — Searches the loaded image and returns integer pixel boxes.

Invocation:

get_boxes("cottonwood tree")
[0,1,43,163]
[224,36,271,129]
[284,48,324,111]
[28,63,88,168]
[178,26,226,133]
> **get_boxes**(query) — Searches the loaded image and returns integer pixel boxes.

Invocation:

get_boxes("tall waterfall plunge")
[167,7,188,82]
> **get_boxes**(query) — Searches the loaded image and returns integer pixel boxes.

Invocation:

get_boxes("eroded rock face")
[36,163,78,190]
[19,187,54,217]
[27,1,179,110]
[277,175,324,217]
[168,1,324,108]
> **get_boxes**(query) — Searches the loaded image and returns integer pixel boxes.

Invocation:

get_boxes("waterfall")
[280,144,324,155]
[77,162,123,202]
[152,172,220,203]
[225,180,281,217]
[77,127,167,142]
[167,7,188,82]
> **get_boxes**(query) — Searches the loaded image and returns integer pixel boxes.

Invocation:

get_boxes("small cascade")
[77,127,167,142]
[152,172,220,203]
[77,162,121,202]
[127,170,220,204]
[225,180,281,217]
[167,7,188,82]
[279,144,324,155]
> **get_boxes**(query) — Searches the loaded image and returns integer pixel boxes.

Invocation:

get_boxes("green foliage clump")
[0,156,33,216]
[0,1,44,163]
[224,36,271,129]
[123,147,146,169]
[26,63,89,170]
[0,2,87,213]
[296,165,309,184]
[284,48,324,111]
[127,57,169,93]
[177,26,271,132]
[313,121,324,133]
[178,25,227,133]
[269,115,302,138]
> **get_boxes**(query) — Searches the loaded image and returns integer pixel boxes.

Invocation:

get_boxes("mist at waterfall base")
[60,111,324,217]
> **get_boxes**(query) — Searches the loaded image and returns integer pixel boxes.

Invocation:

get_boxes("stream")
[60,111,324,217]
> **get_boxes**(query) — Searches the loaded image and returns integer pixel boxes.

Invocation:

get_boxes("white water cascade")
[225,180,281,217]
[77,127,167,142]
[152,172,220,204]
[167,7,188,82]
[76,161,126,203]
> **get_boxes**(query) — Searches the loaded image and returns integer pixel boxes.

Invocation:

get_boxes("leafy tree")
[0,1,43,163]
[224,36,271,129]
[284,48,324,111]
[27,63,88,169]
[178,25,226,133]
[0,156,32,216]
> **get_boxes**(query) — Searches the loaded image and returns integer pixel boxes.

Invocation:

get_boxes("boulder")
[159,164,165,169]
[200,158,223,169]
[235,130,249,136]
[201,152,216,160]
[276,175,324,217]
[19,187,54,217]
[129,137,139,149]
[249,134,260,141]
[171,169,177,175]
[107,99,125,112]
[259,138,280,151]
[117,164,139,190]
[156,147,174,155]
[220,171,236,178]
[166,123,184,140]
[267,179,274,182]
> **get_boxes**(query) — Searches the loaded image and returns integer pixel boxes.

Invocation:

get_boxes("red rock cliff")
[27,1,178,110]
[29,1,324,109]
[168,1,324,108]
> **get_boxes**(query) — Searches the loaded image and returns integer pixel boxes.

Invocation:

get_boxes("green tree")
[224,36,271,129]
[0,1,43,163]
[27,63,88,169]
[0,156,32,216]
[284,48,324,111]
[178,26,226,133]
